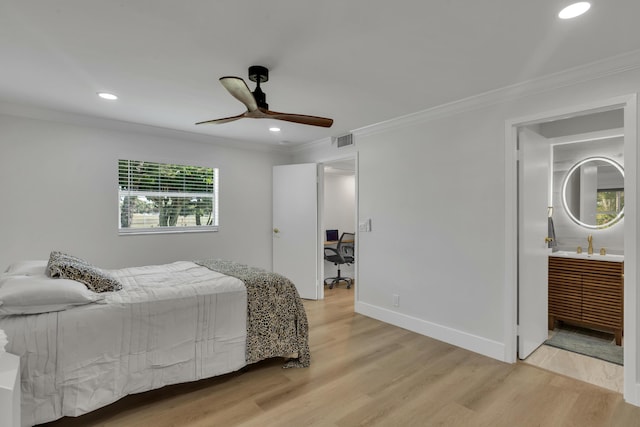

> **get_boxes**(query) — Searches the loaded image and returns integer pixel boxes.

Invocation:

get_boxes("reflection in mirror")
[562,157,624,229]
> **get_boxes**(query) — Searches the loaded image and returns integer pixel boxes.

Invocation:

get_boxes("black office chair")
[324,232,355,289]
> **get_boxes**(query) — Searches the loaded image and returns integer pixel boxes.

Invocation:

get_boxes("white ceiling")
[2,1,640,147]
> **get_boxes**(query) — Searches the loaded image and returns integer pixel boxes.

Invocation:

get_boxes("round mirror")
[562,157,624,229]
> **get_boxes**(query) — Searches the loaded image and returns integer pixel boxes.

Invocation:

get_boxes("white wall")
[294,56,640,366]
[323,174,356,235]
[0,112,291,271]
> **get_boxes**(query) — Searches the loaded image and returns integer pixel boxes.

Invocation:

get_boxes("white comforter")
[1,261,247,426]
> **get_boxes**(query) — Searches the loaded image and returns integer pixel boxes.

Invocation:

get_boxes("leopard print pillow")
[46,251,122,293]
[46,251,88,277]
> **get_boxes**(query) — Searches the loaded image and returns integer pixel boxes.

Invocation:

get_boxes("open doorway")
[505,94,638,405]
[519,111,625,392]
[319,157,357,302]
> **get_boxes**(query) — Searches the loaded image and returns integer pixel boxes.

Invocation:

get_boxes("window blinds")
[118,159,218,233]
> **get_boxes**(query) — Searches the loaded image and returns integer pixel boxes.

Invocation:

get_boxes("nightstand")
[0,352,20,427]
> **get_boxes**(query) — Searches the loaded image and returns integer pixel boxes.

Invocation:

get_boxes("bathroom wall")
[541,111,625,254]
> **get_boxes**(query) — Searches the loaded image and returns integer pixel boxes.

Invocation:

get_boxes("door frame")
[317,153,359,301]
[504,94,638,404]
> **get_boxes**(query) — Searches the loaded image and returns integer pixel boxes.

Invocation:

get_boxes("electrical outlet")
[393,294,400,307]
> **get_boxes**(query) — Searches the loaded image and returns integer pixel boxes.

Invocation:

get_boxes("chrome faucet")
[587,235,593,255]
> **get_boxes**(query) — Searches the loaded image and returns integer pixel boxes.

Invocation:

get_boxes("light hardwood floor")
[41,287,640,427]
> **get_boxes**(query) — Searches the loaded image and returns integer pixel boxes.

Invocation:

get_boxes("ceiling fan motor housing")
[248,65,269,83]
[248,65,269,109]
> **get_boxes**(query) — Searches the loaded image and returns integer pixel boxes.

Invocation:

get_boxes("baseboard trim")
[355,301,506,362]
[628,383,640,406]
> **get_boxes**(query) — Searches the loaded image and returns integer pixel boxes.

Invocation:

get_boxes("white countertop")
[549,250,624,263]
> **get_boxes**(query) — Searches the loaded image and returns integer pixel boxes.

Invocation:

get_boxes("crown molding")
[352,49,640,139]
[287,136,333,154]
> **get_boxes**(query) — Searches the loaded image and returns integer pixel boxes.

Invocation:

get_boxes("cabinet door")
[582,272,623,329]
[548,267,582,323]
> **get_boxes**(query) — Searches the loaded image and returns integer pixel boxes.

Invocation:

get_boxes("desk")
[324,239,354,246]
[0,352,20,427]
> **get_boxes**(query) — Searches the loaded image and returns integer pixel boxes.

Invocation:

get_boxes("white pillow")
[0,274,105,315]
[3,260,48,277]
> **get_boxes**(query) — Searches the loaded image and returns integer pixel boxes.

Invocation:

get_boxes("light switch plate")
[358,218,371,232]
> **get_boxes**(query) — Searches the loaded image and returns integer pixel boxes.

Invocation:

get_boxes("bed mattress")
[1,261,248,426]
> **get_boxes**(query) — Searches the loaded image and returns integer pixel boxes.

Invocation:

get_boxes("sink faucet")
[587,234,593,255]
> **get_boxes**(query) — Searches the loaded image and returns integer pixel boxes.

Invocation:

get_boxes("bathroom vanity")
[548,252,624,345]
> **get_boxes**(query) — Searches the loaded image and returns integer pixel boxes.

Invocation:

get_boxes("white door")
[518,127,552,359]
[273,163,318,300]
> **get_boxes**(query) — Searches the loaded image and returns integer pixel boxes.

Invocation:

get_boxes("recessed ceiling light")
[97,92,118,100]
[558,2,591,19]
[269,127,281,132]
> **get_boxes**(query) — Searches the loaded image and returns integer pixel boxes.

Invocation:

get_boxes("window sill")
[119,226,219,236]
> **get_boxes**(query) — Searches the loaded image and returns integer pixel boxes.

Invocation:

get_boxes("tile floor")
[522,329,624,393]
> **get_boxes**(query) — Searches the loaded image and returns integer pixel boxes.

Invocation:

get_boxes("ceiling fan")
[196,65,333,128]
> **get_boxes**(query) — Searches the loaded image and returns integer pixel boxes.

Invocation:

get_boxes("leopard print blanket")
[194,259,310,368]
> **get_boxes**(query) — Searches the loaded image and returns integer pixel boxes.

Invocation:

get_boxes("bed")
[0,254,310,426]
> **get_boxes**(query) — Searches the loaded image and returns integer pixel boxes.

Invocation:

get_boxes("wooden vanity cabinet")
[548,256,623,345]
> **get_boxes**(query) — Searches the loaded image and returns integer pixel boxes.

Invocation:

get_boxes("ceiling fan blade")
[195,112,246,125]
[219,77,258,112]
[263,109,334,128]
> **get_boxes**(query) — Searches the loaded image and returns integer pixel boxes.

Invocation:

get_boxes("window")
[118,159,218,234]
